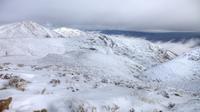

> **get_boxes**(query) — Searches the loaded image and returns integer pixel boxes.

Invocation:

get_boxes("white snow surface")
[141,48,200,92]
[0,21,199,112]
[54,27,86,37]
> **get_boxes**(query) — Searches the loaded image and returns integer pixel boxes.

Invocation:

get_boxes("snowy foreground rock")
[0,21,199,112]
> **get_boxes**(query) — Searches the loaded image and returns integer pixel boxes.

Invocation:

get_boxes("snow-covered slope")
[0,21,62,38]
[54,27,86,37]
[141,48,200,91]
[0,21,199,112]
[0,38,66,56]
[0,21,174,67]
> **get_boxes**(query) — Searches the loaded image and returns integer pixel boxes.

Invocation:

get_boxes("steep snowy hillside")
[141,48,200,92]
[0,21,199,112]
[0,21,62,38]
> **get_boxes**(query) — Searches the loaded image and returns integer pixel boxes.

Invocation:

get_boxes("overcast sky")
[0,0,200,31]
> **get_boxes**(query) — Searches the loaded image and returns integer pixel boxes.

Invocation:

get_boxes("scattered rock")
[49,79,60,87]
[17,64,25,67]
[9,77,28,91]
[0,97,12,112]
[89,48,97,51]
[102,104,120,112]
[69,100,97,112]
[174,93,181,97]
[168,102,175,109]
[160,91,170,98]
[33,109,48,112]
[41,88,46,94]
[101,79,108,83]
[0,73,13,79]
[129,108,135,112]
[153,109,163,112]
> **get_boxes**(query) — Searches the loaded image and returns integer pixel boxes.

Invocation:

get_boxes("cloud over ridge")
[0,0,200,31]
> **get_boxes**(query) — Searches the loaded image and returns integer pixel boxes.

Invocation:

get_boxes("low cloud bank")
[0,0,200,31]
[156,38,200,55]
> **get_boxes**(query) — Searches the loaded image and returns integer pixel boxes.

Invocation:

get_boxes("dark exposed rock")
[168,102,176,109]
[0,97,12,112]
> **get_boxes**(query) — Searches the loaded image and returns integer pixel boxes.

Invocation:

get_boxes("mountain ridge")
[0,21,63,38]
[0,21,199,112]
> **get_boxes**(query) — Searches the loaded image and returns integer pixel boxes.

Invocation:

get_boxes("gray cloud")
[0,0,200,31]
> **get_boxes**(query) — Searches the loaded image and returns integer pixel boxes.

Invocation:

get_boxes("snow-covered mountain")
[54,27,86,37]
[141,48,200,91]
[0,21,174,66]
[0,21,68,56]
[0,21,63,38]
[0,21,199,112]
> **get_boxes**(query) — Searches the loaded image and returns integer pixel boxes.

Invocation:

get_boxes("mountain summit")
[0,21,62,38]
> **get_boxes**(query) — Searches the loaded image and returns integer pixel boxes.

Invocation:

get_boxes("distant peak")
[57,27,81,32]
[16,21,42,28]
[54,27,85,37]
[21,21,36,24]
[0,21,61,38]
